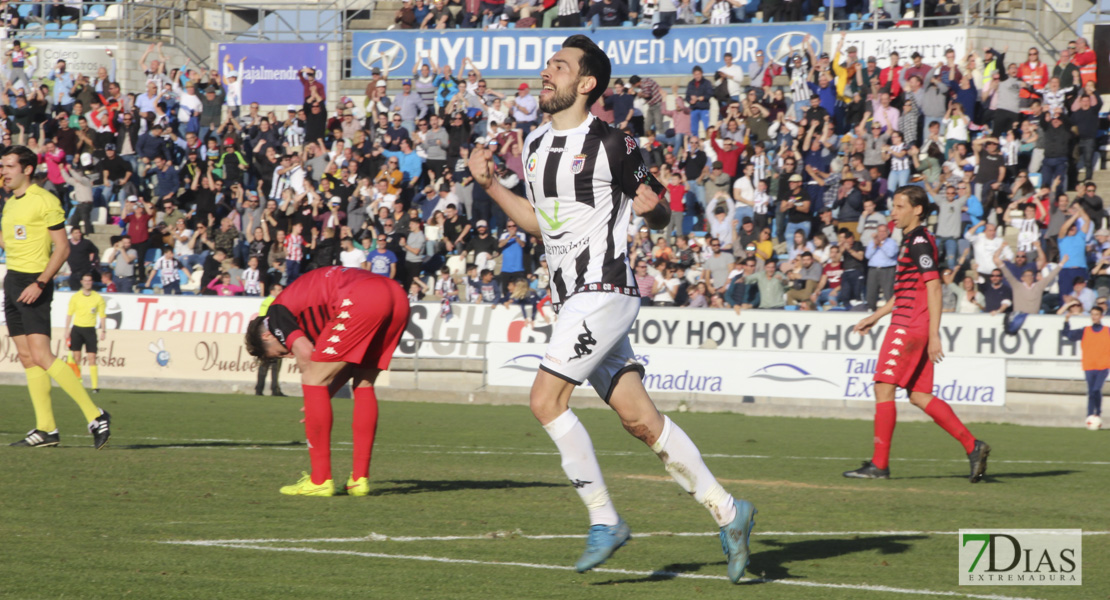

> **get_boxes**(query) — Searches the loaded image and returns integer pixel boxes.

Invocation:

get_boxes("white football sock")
[651,415,737,527]
[543,410,620,526]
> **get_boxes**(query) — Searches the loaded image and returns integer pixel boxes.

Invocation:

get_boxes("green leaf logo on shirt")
[537,200,570,231]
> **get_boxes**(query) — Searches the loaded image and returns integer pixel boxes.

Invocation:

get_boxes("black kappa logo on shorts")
[567,322,597,362]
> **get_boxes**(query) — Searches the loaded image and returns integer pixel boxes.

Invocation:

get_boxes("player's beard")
[539,80,578,115]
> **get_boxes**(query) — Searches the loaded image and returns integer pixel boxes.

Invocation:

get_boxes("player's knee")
[16,350,34,369]
[528,389,562,423]
[620,417,654,444]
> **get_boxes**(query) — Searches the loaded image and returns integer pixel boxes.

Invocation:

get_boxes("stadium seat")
[98,4,122,20]
[74,23,99,39]
[750,16,762,23]
[85,5,105,18]
[91,206,108,225]
[16,3,32,17]
[143,248,162,265]
[60,22,78,36]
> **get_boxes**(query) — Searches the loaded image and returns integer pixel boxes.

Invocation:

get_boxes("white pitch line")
[165,541,1044,600]
[163,529,1110,546]
[120,438,1110,466]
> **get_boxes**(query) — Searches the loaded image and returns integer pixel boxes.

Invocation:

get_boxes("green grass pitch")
[0,386,1105,599]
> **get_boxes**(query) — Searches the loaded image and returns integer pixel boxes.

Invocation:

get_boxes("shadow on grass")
[895,470,1076,482]
[117,441,303,450]
[592,535,926,585]
[370,479,563,496]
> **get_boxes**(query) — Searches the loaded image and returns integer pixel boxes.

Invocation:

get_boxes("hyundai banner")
[216,42,328,105]
[351,24,826,79]
[486,344,1007,406]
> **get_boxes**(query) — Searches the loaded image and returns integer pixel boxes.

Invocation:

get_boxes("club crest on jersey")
[526,154,538,180]
[919,255,933,268]
[570,154,587,174]
[13,225,26,240]
[624,136,636,154]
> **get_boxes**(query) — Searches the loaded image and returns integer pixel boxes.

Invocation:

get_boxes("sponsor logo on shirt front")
[13,225,26,240]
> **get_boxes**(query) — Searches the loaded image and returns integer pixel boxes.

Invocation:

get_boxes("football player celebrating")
[468,35,756,582]
[844,186,990,482]
[245,266,410,497]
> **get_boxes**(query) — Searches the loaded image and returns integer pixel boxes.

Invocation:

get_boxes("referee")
[1,146,111,449]
[65,272,107,394]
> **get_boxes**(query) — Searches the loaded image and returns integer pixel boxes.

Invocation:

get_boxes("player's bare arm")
[467,148,541,236]
[854,299,894,334]
[18,227,69,304]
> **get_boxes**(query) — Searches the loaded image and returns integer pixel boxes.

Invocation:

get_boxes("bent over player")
[244,266,410,497]
[844,186,990,482]
[2,146,110,449]
[468,35,756,583]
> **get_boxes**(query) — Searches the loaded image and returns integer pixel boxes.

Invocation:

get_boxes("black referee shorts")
[3,270,53,337]
[69,325,98,353]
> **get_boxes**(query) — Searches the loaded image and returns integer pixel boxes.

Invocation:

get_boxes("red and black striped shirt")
[891,225,940,329]
[265,266,383,349]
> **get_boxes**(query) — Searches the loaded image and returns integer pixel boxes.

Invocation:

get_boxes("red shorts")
[310,276,411,371]
[873,325,934,394]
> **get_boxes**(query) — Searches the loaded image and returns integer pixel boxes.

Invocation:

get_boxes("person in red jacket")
[1018,47,1049,101]
[1072,37,1098,87]
[879,52,904,98]
[708,128,744,177]
[245,266,411,496]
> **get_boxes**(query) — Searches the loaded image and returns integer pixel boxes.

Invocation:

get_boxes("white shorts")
[539,292,645,402]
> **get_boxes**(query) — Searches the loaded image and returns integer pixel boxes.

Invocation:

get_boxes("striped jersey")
[153,256,181,284]
[522,115,666,307]
[891,225,940,330]
[284,233,304,262]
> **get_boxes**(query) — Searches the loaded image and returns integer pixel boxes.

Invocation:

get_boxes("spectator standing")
[864,223,897,310]
[685,66,713,136]
[1061,306,1110,425]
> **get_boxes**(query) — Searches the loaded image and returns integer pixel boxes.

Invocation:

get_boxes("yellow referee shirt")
[68,291,106,328]
[1,184,66,274]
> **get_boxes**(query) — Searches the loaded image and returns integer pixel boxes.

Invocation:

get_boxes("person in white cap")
[222,54,246,117]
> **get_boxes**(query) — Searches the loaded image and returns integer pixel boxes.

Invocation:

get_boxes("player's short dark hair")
[244,316,266,358]
[0,145,38,173]
[562,34,610,107]
[895,185,933,218]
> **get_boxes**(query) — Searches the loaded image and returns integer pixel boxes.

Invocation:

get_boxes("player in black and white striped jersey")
[467,34,756,583]
[147,248,183,295]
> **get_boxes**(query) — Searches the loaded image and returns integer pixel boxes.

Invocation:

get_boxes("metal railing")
[5,0,211,67]
[401,338,489,390]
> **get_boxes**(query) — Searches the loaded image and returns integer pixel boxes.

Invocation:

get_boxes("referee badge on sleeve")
[13,225,26,240]
[571,154,587,174]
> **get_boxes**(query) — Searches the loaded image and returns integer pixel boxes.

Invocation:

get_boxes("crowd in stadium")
[1,33,1108,321]
[387,0,957,30]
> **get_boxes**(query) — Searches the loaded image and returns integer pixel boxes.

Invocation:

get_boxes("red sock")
[351,386,380,480]
[924,397,976,454]
[871,401,897,470]
[302,385,333,484]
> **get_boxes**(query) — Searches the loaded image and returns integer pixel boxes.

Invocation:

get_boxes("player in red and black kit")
[843,186,991,482]
[245,266,411,496]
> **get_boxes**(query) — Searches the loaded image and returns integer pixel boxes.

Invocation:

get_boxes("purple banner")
[216,42,328,105]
